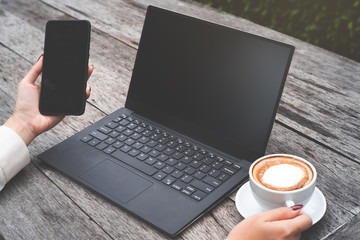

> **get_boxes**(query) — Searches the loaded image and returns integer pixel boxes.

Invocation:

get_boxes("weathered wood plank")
[38,0,360,162]
[323,213,360,240]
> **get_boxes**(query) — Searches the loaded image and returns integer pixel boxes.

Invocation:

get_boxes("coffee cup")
[249,154,317,210]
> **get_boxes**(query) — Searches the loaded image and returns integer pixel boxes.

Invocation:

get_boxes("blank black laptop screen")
[126,6,294,160]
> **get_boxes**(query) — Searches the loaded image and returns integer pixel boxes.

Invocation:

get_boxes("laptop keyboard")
[80,113,243,201]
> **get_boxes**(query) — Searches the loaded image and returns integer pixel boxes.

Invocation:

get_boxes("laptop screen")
[126,6,294,160]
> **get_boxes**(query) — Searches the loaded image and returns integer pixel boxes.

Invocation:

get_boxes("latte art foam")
[262,164,305,188]
[252,156,313,191]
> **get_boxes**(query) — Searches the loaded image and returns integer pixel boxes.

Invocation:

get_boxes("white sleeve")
[0,125,30,191]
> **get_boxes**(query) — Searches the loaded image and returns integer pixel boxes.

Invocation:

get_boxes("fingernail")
[91,65,94,69]
[291,204,303,211]
[37,54,43,62]
[89,85,91,92]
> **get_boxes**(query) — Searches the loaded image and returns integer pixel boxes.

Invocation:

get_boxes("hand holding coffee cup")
[249,154,317,210]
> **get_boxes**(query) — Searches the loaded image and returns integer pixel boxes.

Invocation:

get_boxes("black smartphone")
[39,20,91,115]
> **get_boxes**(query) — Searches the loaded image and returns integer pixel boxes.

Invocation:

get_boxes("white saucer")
[235,181,326,224]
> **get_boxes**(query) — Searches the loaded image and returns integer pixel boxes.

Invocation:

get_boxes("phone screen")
[40,20,91,115]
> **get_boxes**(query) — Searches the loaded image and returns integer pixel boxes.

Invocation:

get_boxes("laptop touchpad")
[80,159,153,203]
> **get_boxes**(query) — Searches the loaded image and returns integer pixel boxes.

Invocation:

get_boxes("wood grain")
[0,0,359,239]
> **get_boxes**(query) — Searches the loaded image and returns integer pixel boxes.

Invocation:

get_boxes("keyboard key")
[140,146,151,153]
[194,171,205,180]
[151,133,161,140]
[172,152,184,160]
[164,148,175,156]
[131,133,141,140]
[218,173,230,181]
[157,154,169,162]
[154,161,166,170]
[184,149,195,156]
[146,140,157,148]
[127,123,137,130]
[180,156,192,164]
[143,130,153,137]
[149,150,161,158]
[115,125,126,133]
[120,145,132,153]
[96,142,108,150]
[98,126,111,134]
[175,162,186,171]
[162,176,176,186]
[171,180,186,191]
[112,141,124,149]
[117,134,127,142]
[145,157,157,165]
[137,153,148,161]
[190,180,213,193]
[163,166,174,174]
[191,190,207,201]
[185,185,196,193]
[224,160,233,166]
[125,138,136,146]
[181,175,193,184]
[190,160,202,169]
[233,163,242,170]
[135,126,145,133]
[222,167,236,175]
[106,122,118,129]
[111,150,157,176]
[113,117,122,123]
[209,169,221,178]
[153,171,167,181]
[193,153,205,160]
[119,119,129,126]
[103,146,116,154]
[203,158,214,165]
[123,129,133,136]
[90,131,108,141]
[181,188,192,196]
[105,137,116,145]
[139,136,149,144]
[167,141,178,148]
[133,142,144,150]
[171,170,183,179]
[109,131,120,138]
[166,158,177,166]
[158,137,170,144]
[184,166,196,175]
[216,156,224,162]
[88,138,100,146]
[203,176,222,187]
[155,144,167,151]
[81,135,92,143]
[199,164,211,173]
[175,145,187,152]
[129,149,140,157]
[211,161,224,170]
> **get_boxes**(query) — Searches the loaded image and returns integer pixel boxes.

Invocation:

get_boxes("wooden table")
[1,0,359,239]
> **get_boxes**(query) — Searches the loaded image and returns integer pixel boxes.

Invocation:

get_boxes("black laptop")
[39,5,294,237]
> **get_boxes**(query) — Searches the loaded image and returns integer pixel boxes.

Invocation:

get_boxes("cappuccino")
[252,156,313,191]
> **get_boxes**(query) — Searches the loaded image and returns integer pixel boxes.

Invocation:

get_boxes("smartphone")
[39,20,91,115]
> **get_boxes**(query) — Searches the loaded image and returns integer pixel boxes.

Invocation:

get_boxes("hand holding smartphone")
[39,20,91,115]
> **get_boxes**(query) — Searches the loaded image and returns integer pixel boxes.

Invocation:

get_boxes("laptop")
[39,5,294,237]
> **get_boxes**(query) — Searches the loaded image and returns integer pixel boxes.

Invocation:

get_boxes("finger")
[271,213,313,235]
[86,85,91,99]
[23,55,43,84]
[261,207,302,222]
[87,65,94,80]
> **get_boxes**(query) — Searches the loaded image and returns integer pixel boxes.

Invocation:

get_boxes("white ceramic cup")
[249,154,317,210]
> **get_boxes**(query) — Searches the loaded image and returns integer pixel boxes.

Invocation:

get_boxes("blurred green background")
[194,0,360,62]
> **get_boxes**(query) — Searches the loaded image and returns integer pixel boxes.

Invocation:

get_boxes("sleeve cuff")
[0,125,30,190]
